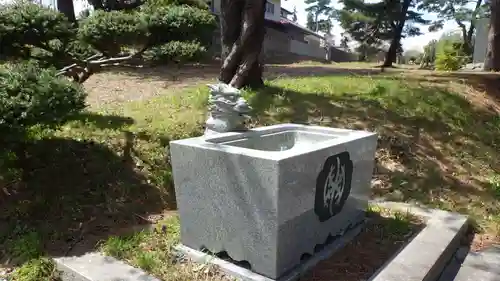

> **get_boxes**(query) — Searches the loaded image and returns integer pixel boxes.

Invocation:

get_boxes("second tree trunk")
[219,0,266,89]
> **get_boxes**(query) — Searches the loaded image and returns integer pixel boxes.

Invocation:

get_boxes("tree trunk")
[57,0,76,22]
[382,0,411,67]
[484,0,500,71]
[457,20,469,52]
[219,0,266,89]
[315,13,320,32]
[463,0,483,56]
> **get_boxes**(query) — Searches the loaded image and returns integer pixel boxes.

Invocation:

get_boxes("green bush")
[142,5,216,46]
[0,62,87,140]
[144,41,208,64]
[144,0,209,9]
[77,6,216,55]
[0,1,75,59]
[10,258,60,281]
[78,10,148,55]
[0,1,216,80]
[435,38,467,71]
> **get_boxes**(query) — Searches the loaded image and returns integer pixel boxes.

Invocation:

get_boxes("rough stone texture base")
[54,252,160,281]
[174,223,364,281]
[170,124,377,278]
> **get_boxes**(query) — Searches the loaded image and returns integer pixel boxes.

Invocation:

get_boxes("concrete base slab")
[54,252,160,281]
[174,222,364,281]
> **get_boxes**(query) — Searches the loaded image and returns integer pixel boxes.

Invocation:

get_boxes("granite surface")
[170,124,378,279]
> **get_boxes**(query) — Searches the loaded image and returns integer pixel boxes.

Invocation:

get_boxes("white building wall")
[265,0,281,22]
[289,39,325,59]
[473,18,489,63]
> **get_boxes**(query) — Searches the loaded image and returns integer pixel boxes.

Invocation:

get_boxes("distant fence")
[289,40,326,59]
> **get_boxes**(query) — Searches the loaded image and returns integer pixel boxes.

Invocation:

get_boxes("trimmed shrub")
[143,0,209,10]
[0,62,87,140]
[78,10,149,55]
[0,1,216,82]
[0,1,75,59]
[144,41,208,64]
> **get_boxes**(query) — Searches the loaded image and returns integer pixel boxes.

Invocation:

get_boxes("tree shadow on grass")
[440,72,500,99]
[249,81,500,222]
[106,63,388,86]
[69,112,135,130]
[0,112,184,267]
[401,71,500,105]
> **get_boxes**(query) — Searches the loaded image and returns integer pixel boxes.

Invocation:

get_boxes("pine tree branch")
[56,47,149,83]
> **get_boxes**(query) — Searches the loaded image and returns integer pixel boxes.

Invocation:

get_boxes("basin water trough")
[170,123,378,279]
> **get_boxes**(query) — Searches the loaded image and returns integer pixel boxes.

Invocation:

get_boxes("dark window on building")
[265,1,275,14]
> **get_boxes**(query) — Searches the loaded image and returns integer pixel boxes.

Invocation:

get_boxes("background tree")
[419,0,487,57]
[305,0,333,32]
[57,0,76,22]
[355,43,383,61]
[382,0,429,67]
[336,0,394,57]
[403,49,423,63]
[419,39,437,68]
[336,0,428,66]
[340,34,350,50]
[484,0,500,71]
[307,11,316,30]
[218,0,267,89]
[316,18,334,33]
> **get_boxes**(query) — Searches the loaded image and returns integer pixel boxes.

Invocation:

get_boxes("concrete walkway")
[451,245,500,281]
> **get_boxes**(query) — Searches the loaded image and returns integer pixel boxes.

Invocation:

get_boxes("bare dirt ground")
[83,63,383,107]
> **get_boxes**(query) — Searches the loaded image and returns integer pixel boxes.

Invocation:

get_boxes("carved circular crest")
[314,151,354,222]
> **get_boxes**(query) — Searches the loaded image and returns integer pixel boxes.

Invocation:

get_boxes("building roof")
[280,7,293,15]
[277,18,325,39]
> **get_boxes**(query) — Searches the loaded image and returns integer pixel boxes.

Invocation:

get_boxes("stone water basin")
[216,128,337,152]
[170,123,378,279]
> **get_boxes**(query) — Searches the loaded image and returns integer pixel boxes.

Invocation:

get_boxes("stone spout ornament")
[204,83,252,136]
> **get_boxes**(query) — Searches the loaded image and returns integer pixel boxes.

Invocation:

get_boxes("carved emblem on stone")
[314,152,353,222]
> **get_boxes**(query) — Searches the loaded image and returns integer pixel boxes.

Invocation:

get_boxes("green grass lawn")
[2,70,500,280]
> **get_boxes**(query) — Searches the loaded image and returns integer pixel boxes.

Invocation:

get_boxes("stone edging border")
[53,201,469,281]
[368,201,469,281]
[54,252,161,281]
